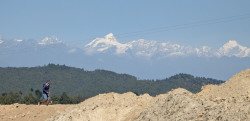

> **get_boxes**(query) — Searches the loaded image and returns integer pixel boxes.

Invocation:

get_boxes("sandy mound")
[47,92,155,121]
[48,69,250,121]
[134,88,250,121]
[197,69,250,99]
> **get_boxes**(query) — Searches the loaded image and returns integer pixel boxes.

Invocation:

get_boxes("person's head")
[47,80,51,84]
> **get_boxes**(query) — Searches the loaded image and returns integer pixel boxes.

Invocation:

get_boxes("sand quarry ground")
[1,69,250,121]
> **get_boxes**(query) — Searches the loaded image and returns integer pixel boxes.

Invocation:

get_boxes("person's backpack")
[43,83,50,90]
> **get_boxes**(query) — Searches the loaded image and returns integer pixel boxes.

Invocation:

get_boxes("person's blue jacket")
[43,83,50,94]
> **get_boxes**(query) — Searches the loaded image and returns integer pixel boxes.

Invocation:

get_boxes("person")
[38,80,51,106]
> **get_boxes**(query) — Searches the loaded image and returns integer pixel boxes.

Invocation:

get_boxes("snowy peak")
[86,33,119,47]
[85,33,129,54]
[104,33,117,42]
[38,36,62,45]
[220,40,240,51]
[219,40,250,57]
[225,40,238,47]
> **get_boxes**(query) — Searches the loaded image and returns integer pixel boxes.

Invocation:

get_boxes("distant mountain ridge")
[85,33,250,58]
[0,36,74,54]
[0,64,224,98]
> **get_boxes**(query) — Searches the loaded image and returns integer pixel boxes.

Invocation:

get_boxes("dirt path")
[0,103,72,121]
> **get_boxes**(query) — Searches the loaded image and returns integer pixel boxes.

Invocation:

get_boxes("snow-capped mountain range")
[0,35,76,54]
[0,33,249,58]
[85,33,250,58]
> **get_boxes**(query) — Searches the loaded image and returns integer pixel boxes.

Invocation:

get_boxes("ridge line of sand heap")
[197,69,250,100]
[134,87,250,121]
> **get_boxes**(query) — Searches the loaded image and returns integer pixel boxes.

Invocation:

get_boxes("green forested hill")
[0,64,224,98]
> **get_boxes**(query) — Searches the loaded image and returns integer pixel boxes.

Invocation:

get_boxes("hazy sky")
[1,0,250,48]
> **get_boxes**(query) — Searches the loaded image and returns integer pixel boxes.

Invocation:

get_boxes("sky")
[0,1,250,80]
[1,0,250,48]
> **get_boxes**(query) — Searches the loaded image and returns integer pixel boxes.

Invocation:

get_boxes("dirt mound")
[47,92,155,121]
[48,69,250,121]
[134,88,250,121]
[197,69,250,99]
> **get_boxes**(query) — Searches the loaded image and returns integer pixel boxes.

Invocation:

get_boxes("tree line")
[0,88,86,105]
